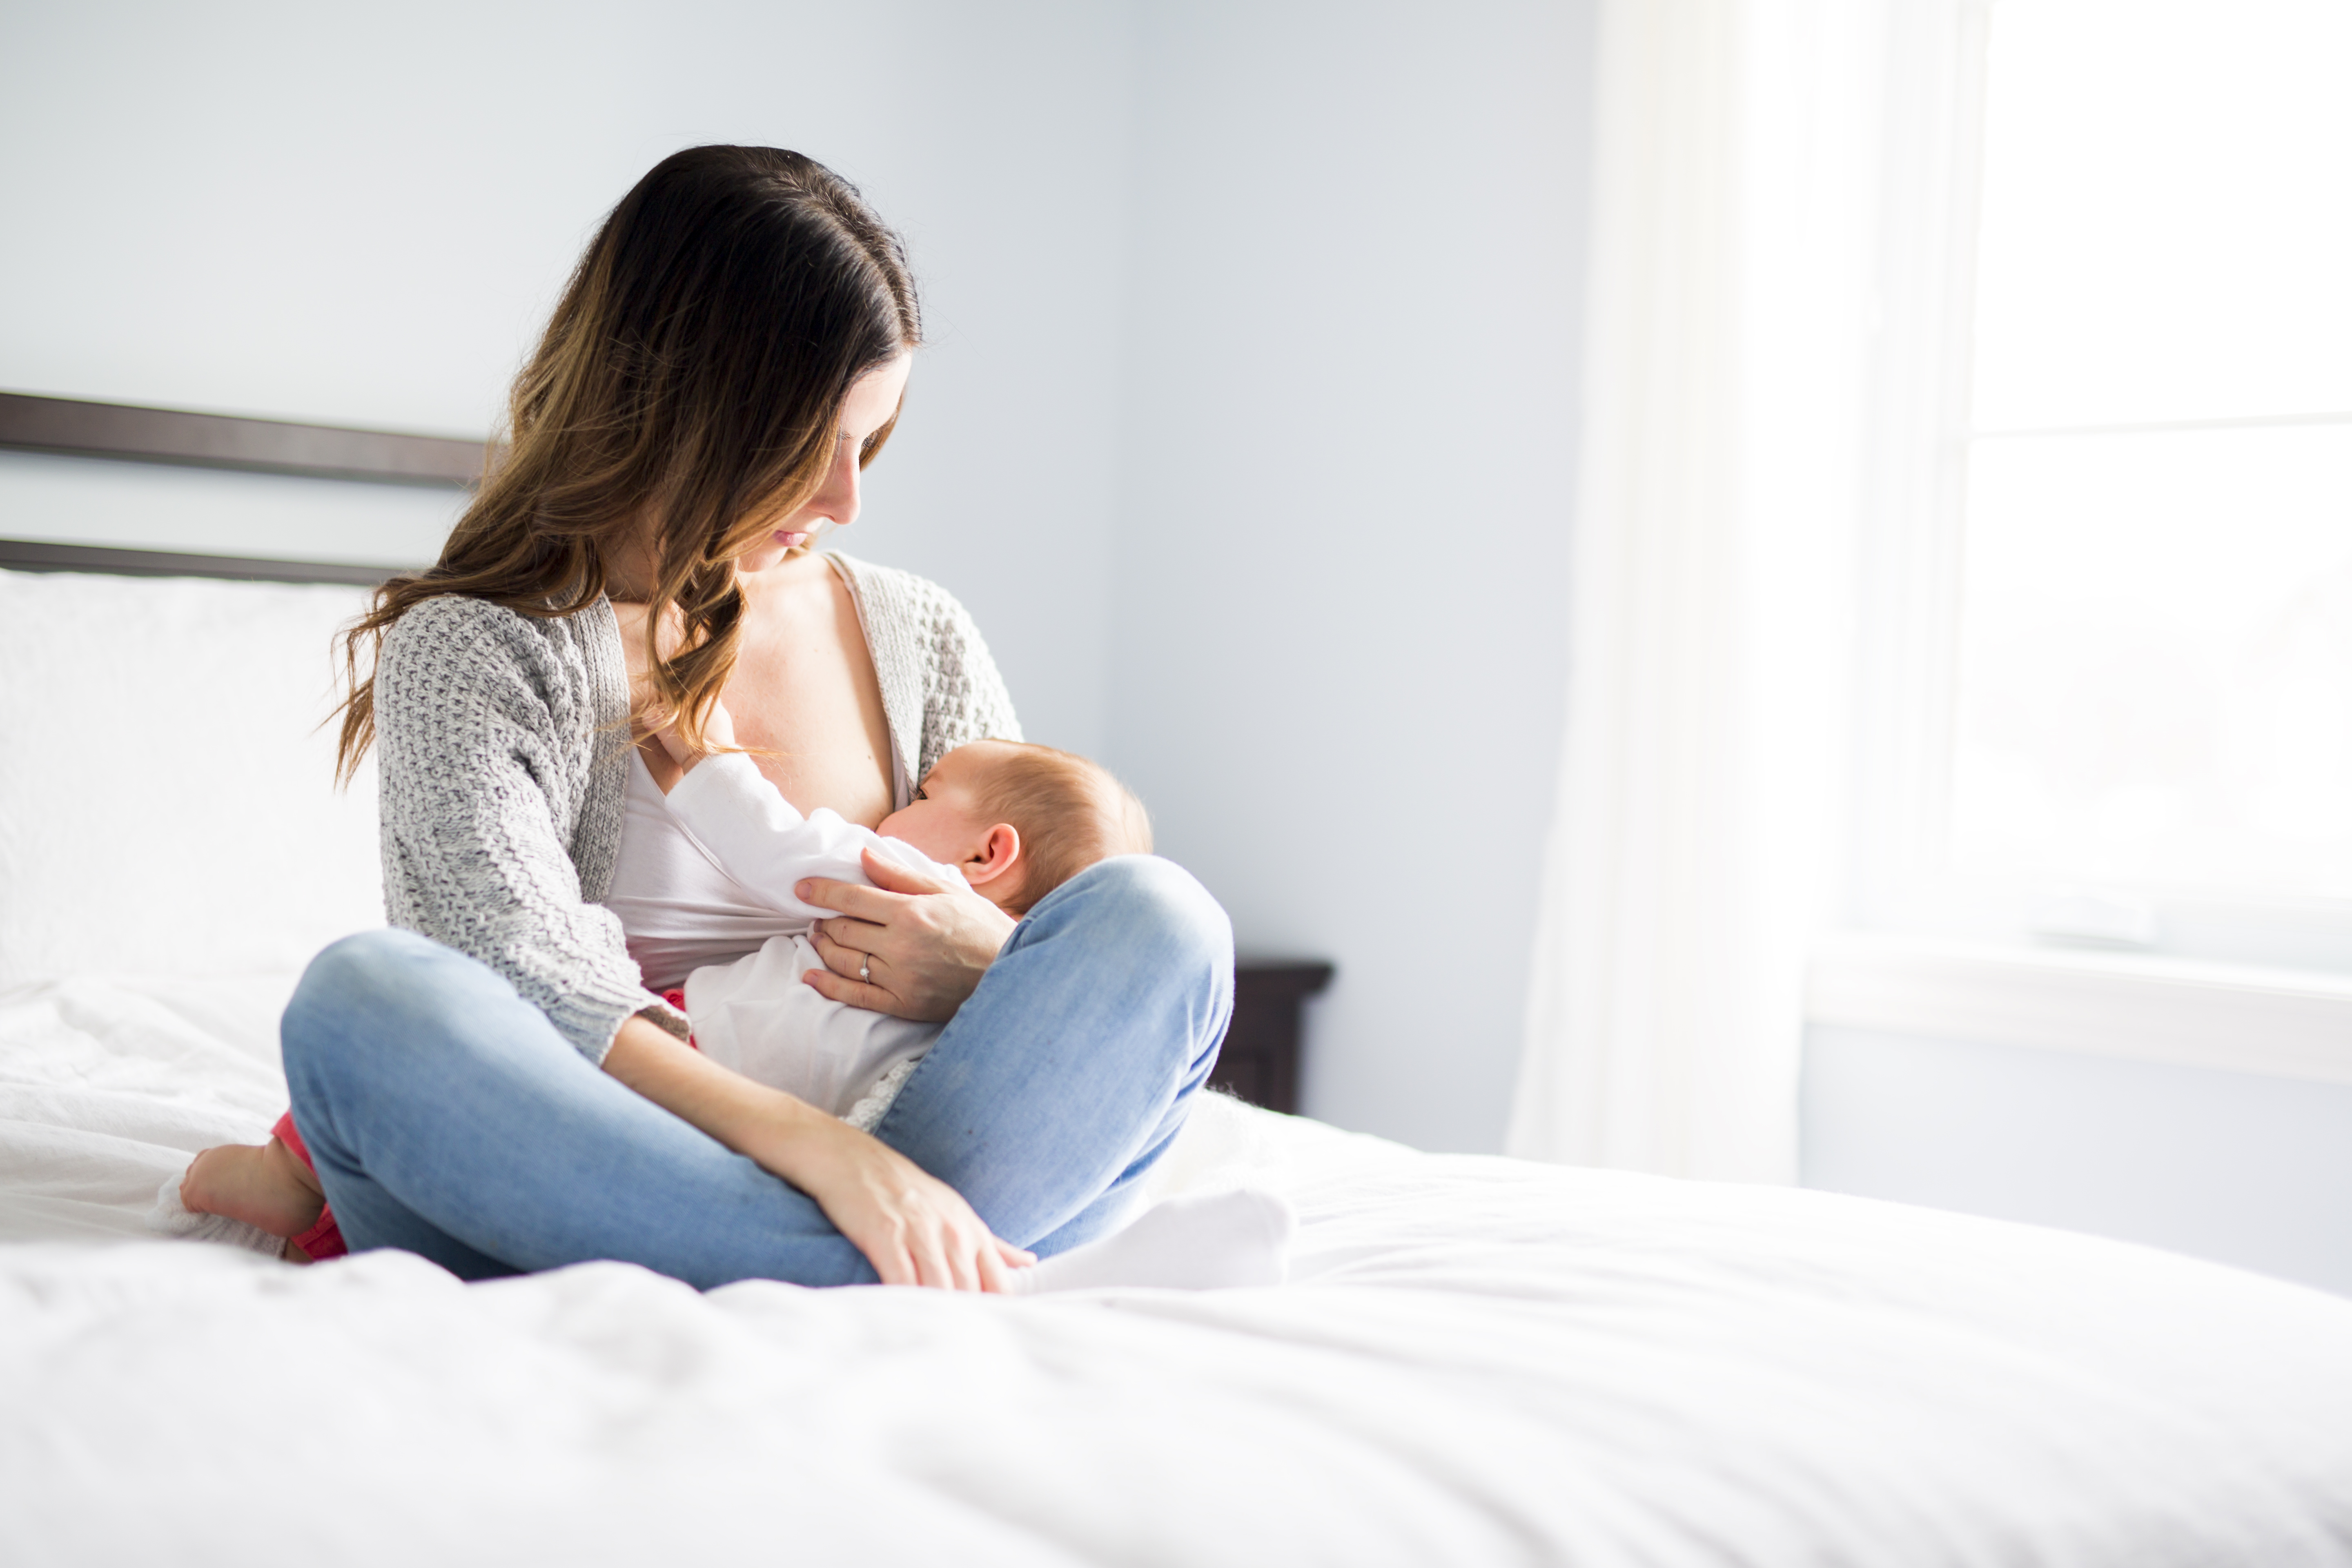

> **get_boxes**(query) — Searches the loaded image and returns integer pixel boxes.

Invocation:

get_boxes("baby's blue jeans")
[280,855,1233,1288]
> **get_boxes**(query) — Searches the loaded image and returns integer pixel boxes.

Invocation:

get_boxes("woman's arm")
[374,597,686,1062]
[600,1014,1031,1289]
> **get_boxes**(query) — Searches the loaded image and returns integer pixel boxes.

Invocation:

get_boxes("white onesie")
[662,752,962,1131]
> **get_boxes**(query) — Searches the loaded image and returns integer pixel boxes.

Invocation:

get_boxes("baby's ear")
[960,822,1023,887]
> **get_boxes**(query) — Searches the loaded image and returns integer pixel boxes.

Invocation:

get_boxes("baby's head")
[879,740,1151,915]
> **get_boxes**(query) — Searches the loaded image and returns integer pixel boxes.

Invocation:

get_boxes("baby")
[163,719,1291,1293]
[655,723,1155,1134]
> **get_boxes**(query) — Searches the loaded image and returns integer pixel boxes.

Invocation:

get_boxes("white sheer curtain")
[1508,0,1889,1182]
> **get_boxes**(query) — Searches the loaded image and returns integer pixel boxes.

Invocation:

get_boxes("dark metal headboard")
[0,390,489,488]
[0,390,468,585]
[0,538,399,587]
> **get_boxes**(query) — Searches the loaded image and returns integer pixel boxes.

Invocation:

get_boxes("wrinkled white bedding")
[4,971,2352,1568]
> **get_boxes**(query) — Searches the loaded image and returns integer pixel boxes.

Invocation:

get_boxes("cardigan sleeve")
[373,598,686,1065]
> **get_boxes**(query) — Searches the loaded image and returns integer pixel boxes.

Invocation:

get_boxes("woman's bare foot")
[180,1138,326,1246]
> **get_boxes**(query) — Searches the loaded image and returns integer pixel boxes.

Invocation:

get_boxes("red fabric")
[270,1109,349,1260]
[662,990,699,1049]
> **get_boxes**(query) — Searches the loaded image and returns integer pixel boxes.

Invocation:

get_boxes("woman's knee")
[288,927,432,1031]
[281,927,486,1082]
[292,928,441,1010]
[1023,856,1235,1076]
[1035,854,1235,973]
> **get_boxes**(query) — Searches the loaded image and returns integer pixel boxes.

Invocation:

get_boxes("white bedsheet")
[4,972,2351,1567]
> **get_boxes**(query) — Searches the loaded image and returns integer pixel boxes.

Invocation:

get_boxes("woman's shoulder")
[376,590,623,719]
[823,552,981,638]
[824,552,1020,752]
[378,589,506,654]
[381,591,615,668]
[825,550,1000,675]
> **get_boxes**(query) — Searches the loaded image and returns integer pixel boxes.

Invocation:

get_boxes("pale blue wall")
[1102,0,1599,1152]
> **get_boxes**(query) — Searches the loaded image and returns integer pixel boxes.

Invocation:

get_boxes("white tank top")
[605,748,801,991]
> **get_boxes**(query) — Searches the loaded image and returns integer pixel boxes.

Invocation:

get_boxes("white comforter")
[4,973,2351,1567]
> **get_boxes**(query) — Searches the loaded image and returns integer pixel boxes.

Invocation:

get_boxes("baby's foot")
[179,1140,326,1241]
[1007,1188,1295,1295]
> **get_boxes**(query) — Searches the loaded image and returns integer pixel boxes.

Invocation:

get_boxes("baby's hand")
[655,696,739,770]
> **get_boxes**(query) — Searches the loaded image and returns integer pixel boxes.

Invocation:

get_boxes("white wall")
[1804,1026,2352,1296]
[1104,2,1597,1150]
[0,0,1135,757]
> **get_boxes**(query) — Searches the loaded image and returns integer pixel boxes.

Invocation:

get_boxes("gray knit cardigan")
[371,553,1021,1065]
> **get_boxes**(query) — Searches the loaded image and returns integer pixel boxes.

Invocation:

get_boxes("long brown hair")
[333,145,920,781]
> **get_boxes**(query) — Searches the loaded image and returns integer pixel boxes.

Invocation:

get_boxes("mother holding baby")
[258,146,1238,1292]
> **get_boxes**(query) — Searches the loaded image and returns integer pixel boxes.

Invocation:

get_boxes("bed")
[5,555,2352,1567]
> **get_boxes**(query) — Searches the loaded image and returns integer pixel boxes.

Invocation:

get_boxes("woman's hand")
[802,850,1016,1021]
[602,1016,1031,1290]
[778,1113,1034,1290]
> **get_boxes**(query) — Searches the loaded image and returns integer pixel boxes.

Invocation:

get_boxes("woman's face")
[735,353,914,575]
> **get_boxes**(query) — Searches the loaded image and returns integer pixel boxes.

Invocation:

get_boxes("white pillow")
[0,568,384,985]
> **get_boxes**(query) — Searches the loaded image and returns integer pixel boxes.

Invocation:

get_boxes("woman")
[280,145,1233,1292]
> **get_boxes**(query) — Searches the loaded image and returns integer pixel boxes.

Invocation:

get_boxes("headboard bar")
[0,391,489,488]
[0,538,400,587]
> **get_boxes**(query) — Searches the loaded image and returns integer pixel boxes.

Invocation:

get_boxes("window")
[1856,0,2352,976]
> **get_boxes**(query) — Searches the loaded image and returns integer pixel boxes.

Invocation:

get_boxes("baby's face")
[877,741,1015,869]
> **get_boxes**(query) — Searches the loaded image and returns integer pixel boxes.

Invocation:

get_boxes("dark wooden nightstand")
[1206,960,1334,1114]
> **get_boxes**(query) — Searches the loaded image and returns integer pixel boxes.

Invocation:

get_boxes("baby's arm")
[665,752,959,923]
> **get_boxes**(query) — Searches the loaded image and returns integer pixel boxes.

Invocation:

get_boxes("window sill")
[1805,932,2352,1087]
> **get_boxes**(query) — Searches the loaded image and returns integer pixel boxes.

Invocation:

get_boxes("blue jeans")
[280,855,1233,1288]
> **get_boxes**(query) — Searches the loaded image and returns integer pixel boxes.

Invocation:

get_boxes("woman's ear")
[959,823,1022,888]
